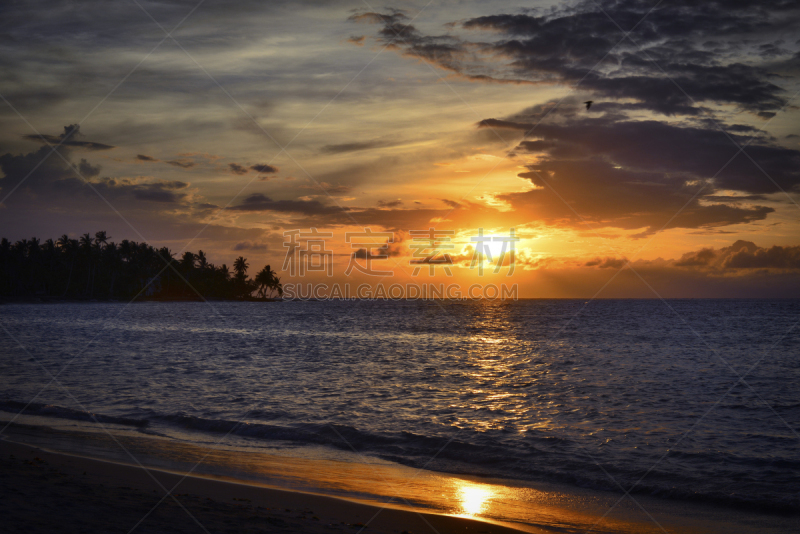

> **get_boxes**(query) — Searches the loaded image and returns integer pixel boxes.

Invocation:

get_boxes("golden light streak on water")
[455,481,493,516]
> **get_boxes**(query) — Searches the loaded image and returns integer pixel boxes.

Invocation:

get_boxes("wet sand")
[0,440,530,534]
[2,436,796,534]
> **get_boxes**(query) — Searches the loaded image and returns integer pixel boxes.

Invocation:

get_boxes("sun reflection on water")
[456,482,493,516]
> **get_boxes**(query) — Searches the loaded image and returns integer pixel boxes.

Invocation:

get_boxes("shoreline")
[0,439,533,534]
[3,428,797,534]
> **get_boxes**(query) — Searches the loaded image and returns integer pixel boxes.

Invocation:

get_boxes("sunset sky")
[2,0,799,297]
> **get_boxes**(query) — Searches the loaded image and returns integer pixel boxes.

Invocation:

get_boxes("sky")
[1,0,800,297]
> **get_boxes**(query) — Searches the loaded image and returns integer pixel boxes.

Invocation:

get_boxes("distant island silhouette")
[0,231,282,302]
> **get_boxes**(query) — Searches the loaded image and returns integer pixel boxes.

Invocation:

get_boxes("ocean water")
[1,300,798,520]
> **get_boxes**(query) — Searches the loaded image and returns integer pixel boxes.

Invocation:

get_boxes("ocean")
[1,300,798,531]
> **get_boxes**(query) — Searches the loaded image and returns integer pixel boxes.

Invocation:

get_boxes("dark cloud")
[347,35,366,46]
[702,194,769,202]
[355,1,800,116]
[166,159,195,169]
[675,240,800,270]
[349,12,418,40]
[351,11,466,74]
[0,145,189,206]
[299,182,354,195]
[724,242,800,269]
[233,241,269,251]
[480,98,800,233]
[228,193,351,216]
[757,41,789,58]
[487,109,800,195]
[23,124,115,150]
[136,154,158,162]
[321,139,395,154]
[675,247,716,267]
[250,164,279,174]
[1,145,75,201]
[321,182,352,195]
[352,238,402,260]
[226,192,499,231]
[585,257,628,269]
[378,199,403,208]
[77,158,101,178]
[229,163,248,175]
[291,200,500,231]
[122,180,189,203]
[502,164,774,235]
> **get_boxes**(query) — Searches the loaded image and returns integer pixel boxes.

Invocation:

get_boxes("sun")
[467,232,517,266]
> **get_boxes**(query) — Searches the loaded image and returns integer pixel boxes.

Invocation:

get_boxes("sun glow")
[457,482,493,516]
[465,233,516,266]
[487,234,515,261]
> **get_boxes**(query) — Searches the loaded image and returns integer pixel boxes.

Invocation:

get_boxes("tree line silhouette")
[0,231,282,300]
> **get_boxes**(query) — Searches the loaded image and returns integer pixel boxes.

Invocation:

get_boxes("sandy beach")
[0,440,531,534]
[3,429,798,534]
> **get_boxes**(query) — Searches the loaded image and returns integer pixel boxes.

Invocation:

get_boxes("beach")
[4,434,798,534]
[1,440,528,534]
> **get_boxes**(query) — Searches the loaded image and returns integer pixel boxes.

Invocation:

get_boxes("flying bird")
[584,100,593,110]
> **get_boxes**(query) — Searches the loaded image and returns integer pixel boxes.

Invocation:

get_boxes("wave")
[2,400,797,513]
[149,413,800,513]
[0,400,149,428]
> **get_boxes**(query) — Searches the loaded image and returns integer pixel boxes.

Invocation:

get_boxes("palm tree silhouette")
[0,230,280,302]
[233,256,249,280]
[196,250,208,270]
[254,264,282,298]
[232,256,253,298]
